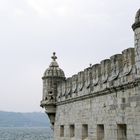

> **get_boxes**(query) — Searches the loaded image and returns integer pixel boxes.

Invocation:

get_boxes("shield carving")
[92,64,100,86]
[101,59,110,83]
[72,75,78,93]
[84,68,91,88]
[61,81,66,96]
[78,71,84,91]
[109,55,122,81]
[122,48,134,76]
[66,78,72,95]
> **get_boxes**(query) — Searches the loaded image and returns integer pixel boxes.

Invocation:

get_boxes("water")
[0,127,53,140]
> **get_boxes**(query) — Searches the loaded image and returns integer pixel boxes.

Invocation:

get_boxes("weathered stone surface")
[41,9,140,140]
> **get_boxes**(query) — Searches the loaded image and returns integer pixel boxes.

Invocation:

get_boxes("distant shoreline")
[0,111,50,127]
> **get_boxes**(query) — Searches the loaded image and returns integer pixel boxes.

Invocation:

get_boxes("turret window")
[49,91,53,94]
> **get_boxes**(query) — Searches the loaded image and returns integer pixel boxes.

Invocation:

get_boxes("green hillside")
[0,111,50,127]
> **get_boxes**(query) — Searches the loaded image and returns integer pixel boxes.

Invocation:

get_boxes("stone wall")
[53,47,140,140]
[55,83,140,140]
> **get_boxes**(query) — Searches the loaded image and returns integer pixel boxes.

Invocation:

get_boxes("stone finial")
[51,52,57,61]
[43,52,65,78]
[49,52,59,67]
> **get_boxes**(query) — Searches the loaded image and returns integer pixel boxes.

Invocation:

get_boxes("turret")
[132,9,140,76]
[40,52,65,127]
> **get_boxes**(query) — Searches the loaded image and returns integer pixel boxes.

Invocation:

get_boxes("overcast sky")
[0,0,139,112]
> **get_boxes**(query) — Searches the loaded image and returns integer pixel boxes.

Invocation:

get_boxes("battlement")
[57,47,136,103]
[41,9,140,140]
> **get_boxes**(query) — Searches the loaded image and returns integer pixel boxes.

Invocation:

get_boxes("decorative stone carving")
[77,71,84,91]
[122,48,135,76]
[100,59,111,83]
[66,78,72,96]
[62,81,66,97]
[109,54,122,81]
[57,83,62,100]
[72,74,78,93]
[84,67,91,88]
[92,64,101,86]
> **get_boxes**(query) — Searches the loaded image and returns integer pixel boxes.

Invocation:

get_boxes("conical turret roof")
[43,52,65,79]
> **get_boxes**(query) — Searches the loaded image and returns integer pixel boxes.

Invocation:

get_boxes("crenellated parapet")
[92,64,101,86]
[100,59,111,84]
[41,9,140,138]
[57,47,136,103]
[121,48,136,85]
[109,54,122,81]
[77,71,84,92]
[71,74,78,97]
[66,78,72,99]
[122,48,135,76]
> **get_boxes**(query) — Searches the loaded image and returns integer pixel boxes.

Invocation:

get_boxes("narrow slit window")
[117,124,127,140]
[60,125,64,137]
[82,124,88,140]
[70,124,75,137]
[97,124,104,140]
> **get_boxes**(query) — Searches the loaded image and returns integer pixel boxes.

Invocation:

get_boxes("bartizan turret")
[40,9,140,140]
[40,52,65,127]
[132,9,140,77]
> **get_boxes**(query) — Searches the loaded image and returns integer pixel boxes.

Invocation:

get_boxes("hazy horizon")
[0,0,139,112]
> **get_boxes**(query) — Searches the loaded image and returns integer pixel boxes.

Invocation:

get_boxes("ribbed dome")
[135,9,140,23]
[42,52,65,78]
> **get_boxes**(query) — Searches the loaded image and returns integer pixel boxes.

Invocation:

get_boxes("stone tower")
[41,9,140,140]
[40,52,65,127]
[132,9,140,76]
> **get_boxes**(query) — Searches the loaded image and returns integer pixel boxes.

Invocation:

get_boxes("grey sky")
[0,0,139,112]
